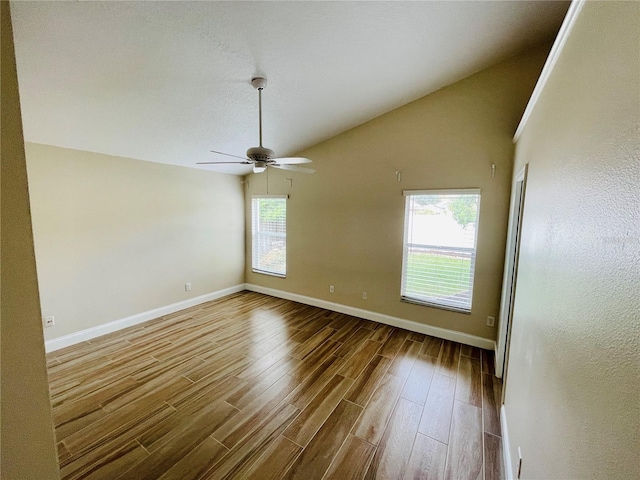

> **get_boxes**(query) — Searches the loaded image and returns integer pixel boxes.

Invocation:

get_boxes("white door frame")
[495,164,528,379]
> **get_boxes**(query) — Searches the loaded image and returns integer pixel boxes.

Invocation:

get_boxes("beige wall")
[505,2,639,479]
[245,44,550,340]
[25,143,245,341]
[1,2,60,478]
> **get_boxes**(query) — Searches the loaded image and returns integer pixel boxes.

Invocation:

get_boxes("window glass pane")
[252,197,286,277]
[401,191,480,312]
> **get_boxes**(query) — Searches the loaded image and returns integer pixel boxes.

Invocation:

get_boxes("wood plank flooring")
[46,291,504,480]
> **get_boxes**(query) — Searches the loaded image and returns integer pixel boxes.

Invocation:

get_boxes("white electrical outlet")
[362,292,367,300]
[329,285,335,294]
[486,316,495,327]
[185,283,192,292]
[43,316,55,328]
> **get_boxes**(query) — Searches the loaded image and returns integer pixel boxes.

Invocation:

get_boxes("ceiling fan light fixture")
[253,164,267,174]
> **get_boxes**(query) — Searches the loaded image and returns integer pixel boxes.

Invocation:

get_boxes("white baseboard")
[245,284,495,350]
[46,283,497,353]
[501,405,513,480]
[44,284,245,353]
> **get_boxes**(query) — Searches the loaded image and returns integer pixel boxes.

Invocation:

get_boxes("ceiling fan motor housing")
[246,146,275,162]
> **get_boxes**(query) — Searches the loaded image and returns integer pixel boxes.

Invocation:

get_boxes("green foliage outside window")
[258,199,285,223]
[448,196,477,229]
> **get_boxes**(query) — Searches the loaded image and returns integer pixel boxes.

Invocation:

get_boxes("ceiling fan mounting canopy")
[197,76,315,174]
[251,77,267,90]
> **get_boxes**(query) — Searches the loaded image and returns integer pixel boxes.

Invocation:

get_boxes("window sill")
[401,297,471,315]
[252,269,286,279]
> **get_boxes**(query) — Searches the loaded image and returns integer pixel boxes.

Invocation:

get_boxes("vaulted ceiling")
[11,1,569,175]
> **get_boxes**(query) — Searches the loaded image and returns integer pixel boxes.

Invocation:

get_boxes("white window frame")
[251,195,288,278]
[401,188,481,313]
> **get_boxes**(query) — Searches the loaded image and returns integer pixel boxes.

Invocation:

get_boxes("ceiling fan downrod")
[251,77,267,148]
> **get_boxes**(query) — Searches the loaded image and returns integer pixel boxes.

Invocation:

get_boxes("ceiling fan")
[197,77,315,174]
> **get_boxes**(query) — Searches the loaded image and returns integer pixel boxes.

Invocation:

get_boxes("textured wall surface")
[505,2,640,478]
[0,3,60,478]
[26,143,245,341]
[245,45,550,340]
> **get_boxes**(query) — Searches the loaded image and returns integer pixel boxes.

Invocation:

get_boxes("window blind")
[251,196,287,277]
[401,189,481,313]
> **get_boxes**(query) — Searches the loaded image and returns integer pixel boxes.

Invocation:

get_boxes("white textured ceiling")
[11,1,568,175]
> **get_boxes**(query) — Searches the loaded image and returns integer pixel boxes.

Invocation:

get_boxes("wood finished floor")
[47,291,504,480]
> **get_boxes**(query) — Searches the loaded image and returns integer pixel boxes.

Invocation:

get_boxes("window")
[401,189,481,313]
[251,195,287,277]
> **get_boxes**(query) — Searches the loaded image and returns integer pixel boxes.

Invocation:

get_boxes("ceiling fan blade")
[273,157,313,165]
[271,164,316,174]
[209,150,250,161]
[197,161,252,165]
